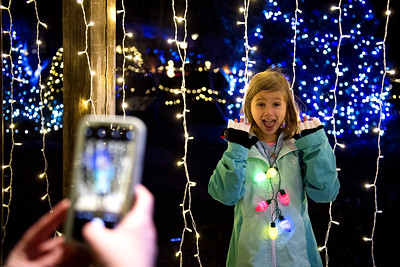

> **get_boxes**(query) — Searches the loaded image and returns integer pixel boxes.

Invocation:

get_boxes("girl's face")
[250,89,287,143]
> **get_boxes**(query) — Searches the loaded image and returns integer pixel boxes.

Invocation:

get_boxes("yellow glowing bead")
[266,167,277,178]
[269,223,278,240]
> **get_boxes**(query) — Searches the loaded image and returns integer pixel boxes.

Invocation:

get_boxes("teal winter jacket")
[208,129,340,267]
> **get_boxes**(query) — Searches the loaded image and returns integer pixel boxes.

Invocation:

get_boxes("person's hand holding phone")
[4,200,91,267]
[82,184,157,267]
[5,185,157,267]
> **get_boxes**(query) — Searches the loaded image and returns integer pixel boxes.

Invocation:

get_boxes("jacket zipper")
[270,199,277,267]
[251,142,297,266]
[270,146,295,267]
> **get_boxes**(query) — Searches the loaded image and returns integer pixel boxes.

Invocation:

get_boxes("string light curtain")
[77,0,97,116]
[117,0,133,118]
[27,0,53,210]
[1,0,16,244]
[171,0,202,265]
[363,2,391,266]
[318,1,347,266]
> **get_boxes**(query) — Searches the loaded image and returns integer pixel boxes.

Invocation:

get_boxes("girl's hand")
[295,116,323,139]
[228,118,251,133]
[221,118,258,149]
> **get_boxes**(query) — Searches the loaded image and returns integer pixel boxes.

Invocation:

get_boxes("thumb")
[82,220,113,255]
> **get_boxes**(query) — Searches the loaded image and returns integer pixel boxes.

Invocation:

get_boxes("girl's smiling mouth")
[263,119,275,128]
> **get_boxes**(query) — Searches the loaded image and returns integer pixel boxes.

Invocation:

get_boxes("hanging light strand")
[290,0,302,98]
[27,0,53,211]
[236,0,256,107]
[363,2,391,266]
[241,0,251,87]
[1,0,16,244]
[329,0,348,152]
[171,0,202,265]
[77,0,96,116]
[318,1,347,266]
[117,0,131,118]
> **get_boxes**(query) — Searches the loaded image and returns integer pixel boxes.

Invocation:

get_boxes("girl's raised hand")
[295,116,323,139]
[229,118,251,133]
[221,118,258,149]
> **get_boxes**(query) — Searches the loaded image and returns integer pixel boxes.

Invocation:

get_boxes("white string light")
[77,0,96,116]
[329,0,348,153]
[290,0,302,97]
[171,0,202,265]
[239,0,252,88]
[1,0,16,244]
[27,0,53,211]
[117,0,132,118]
[318,1,347,266]
[363,1,391,266]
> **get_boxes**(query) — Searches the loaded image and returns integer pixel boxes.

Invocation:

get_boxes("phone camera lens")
[112,130,120,139]
[85,128,93,137]
[126,130,135,140]
[97,129,107,138]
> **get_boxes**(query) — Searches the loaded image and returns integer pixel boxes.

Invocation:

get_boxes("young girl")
[208,68,340,267]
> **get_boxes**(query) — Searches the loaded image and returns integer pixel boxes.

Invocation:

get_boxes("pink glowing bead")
[278,190,290,205]
[256,200,269,212]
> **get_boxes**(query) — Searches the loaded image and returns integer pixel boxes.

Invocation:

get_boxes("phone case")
[64,114,147,246]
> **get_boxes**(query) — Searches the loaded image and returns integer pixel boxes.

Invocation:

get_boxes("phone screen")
[71,124,137,241]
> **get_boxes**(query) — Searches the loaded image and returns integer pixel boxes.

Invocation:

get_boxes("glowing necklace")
[257,139,292,240]
[259,140,279,179]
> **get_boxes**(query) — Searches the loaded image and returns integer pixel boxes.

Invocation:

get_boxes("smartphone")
[64,115,147,246]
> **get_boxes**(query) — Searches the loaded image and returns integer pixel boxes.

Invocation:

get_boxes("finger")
[234,118,238,123]
[32,248,64,266]
[303,115,308,122]
[240,117,244,123]
[37,236,64,253]
[122,185,155,227]
[20,199,70,247]
[33,238,66,266]
[82,220,113,252]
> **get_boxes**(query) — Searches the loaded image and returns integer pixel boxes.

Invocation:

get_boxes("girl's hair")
[243,67,300,140]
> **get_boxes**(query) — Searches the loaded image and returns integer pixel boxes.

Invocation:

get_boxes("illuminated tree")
[43,47,64,133]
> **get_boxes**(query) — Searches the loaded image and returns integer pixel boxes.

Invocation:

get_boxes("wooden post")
[62,0,116,196]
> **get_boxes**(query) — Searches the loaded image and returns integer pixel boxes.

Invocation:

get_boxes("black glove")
[293,117,324,140]
[221,128,258,149]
